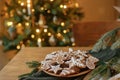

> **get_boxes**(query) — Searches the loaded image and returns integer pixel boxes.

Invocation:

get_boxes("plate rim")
[43,69,91,77]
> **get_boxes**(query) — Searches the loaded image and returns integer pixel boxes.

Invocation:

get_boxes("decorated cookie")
[41,48,99,76]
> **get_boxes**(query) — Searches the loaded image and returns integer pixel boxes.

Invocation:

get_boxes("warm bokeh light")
[48,32,52,36]
[75,3,79,8]
[20,2,24,6]
[44,29,48,33]
[40,7,44,10]
[50,0,54,2]
[57,33,62,37]
[31,34,35,38]
[61,22,65,26]
[37,38,42,42]
[63,30,67,33]
[16,45,21,49]
[64,5,67,9]
[60,4,64,8]
[72,43,76,46]
[36,29,40,33]
[7,21,13,26]
[25,22,30,26]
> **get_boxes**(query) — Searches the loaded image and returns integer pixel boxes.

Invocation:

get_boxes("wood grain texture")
[73,21,120,46]
[0,47,91,80]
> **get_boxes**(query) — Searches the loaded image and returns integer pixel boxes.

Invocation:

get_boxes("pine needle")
[92,27,120,52]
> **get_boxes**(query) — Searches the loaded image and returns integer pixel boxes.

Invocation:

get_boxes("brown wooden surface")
[0,47,91,80]
[73,21,120,46]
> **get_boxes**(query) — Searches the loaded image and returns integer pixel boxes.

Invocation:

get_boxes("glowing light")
[64,5,67,9]
[27,4,31,7]
[50,0,54,2]
[36,29,40,33]
[57,33,61,37]
[25,22,29,26]
[48,32,52,36]
[75,3,79,8]
[32,9,35,12]
[7,21,13,26]
[18,0,21,4]
[40,7,44,10]
[38,38,42,42]
[27,0,31,3]
[18,23,22,26]
[44,29,48,33]
[60,4,64,8]
[61,22,65,26]
[31,34,35,38]
[47,10,51,13]
[63,30,67,33]
[16,45,21,49]
[72,43,76,46]
[21,2,24,6]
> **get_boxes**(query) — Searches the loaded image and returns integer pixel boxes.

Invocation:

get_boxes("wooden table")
[0,47,91,80]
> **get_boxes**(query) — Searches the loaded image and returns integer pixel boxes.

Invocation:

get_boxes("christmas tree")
[2,0,83,51]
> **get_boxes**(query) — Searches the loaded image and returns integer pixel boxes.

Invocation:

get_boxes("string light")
[61,22,65,26]
[75,3,79,8]
[63,30,67,33]
[44,29,48,33]
[27,0,31,3]
[50,0,54,2]
[7,21,13,26]
[20,2,24,6]
[64,5,67,9]
[32,9,35,12]
[18,23,22,26]
[47,10,51,13]
[36,29,40,33]
[72,43,76,46]
[25,22,30,26]
[18,0,21,4]
[48,32,52,36]
[38,38,42,42]
[60,4,64,8]
[57,33,61,37]
[22,8,26,13]
[16,45,21,49]
[40,7,44,10]
[31,34,35,38]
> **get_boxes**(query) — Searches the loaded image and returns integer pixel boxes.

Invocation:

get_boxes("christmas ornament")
[22,8,26,13]
[8,27,17,40]
[38,14,46,27]
[71,37,75,42]
[16,23,24,35]
[23,15,30,20]
[37,38,42,47]
[49,35,56,46]
[16,9,22,15]
[53,16,57,24]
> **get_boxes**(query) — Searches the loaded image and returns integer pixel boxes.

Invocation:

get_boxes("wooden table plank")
[0,47,91,80]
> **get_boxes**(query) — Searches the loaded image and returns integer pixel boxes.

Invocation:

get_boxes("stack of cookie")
[41,48,99,76]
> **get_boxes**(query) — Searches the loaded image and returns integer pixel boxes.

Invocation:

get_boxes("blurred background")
[0,0,120,70]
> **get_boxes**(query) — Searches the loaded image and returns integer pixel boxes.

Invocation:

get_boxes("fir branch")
[26,61,40,68]
[92,27,120,52]
[111,38,120,50]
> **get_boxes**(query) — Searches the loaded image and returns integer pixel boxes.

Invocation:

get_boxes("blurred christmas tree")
[2,0,83,51]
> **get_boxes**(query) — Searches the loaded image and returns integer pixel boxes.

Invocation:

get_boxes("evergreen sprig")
[26,61,40,68]
[92,27,120,52]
